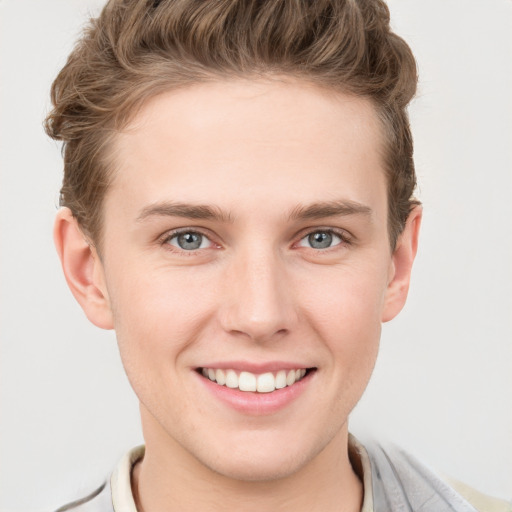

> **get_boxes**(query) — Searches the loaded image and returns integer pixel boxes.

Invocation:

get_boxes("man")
[45,1,510,511]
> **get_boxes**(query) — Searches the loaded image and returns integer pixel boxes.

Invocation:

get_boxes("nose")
[218,248,298,343]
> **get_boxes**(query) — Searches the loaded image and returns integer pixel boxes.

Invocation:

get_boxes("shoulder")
[445,477,512,512]
[356,438,511,512]
[53,445,143,512]
[54,481,113,512]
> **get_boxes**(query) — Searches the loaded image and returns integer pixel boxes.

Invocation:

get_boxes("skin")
[55,79,421,512]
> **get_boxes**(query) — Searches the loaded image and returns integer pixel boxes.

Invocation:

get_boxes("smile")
[199,367,310,393]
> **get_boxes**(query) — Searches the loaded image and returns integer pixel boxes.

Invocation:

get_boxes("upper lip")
[196,361,315,373]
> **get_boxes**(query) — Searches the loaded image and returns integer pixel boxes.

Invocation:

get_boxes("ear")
[54,208,114,329]
[381,206,422,323]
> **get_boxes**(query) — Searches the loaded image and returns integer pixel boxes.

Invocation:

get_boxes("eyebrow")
[136,199,372,224]
[288,200,373,221]
[136,202,233,223]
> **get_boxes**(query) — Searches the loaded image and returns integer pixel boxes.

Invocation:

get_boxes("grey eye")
[299,230,342,249]
[169,231,210,250]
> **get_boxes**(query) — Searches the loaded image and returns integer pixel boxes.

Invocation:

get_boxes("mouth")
[197,367,315,393]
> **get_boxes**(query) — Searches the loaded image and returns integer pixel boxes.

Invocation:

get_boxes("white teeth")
[275,370,287,389]
[239,371,257,391]
[225,369,239,389]
[200,367,309,393]
[256,372,275,393]
[215,369,226,386]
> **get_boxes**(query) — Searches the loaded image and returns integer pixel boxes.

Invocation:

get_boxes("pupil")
[178,232,202,250]
[309,231,332,249]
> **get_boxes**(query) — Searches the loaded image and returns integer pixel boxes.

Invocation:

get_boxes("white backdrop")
[0,1,510,511]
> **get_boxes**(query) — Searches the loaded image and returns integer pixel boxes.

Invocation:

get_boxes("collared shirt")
[56,436,511,512]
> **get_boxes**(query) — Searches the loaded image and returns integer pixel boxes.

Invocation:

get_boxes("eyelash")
[159,228,217,253]
[296,228,353,250]
[158,227,352,253]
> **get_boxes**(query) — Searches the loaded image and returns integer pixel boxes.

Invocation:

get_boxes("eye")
[298,230,344,250]
[166,231,213,251]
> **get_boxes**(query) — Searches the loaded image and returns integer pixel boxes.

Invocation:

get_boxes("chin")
[202,450,311,482]
[190,429,332,483]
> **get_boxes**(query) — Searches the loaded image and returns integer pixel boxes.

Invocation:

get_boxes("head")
[48,0,421,484]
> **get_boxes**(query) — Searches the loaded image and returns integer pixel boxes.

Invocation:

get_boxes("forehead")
[108,79,386,219]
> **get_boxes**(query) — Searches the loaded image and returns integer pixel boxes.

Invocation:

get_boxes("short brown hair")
[45,0,419,249]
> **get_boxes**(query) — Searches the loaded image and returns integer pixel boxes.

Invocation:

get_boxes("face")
[89,80,410,481]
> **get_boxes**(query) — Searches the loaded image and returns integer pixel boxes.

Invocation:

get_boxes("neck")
[132,413,363,512]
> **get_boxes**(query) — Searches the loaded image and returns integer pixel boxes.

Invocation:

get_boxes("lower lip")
[196,371,315,415]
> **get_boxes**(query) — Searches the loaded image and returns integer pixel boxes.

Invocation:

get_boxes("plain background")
[1,1,511,511]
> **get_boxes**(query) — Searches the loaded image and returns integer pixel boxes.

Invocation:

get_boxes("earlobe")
[381,206,422,323]
[54,208,114,329]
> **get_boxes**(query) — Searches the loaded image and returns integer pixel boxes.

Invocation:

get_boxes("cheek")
[107,268,221,423]
[111,262,212,326]
[107,267,217,373]
[297,262,388,333]
[296,263,385,380]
